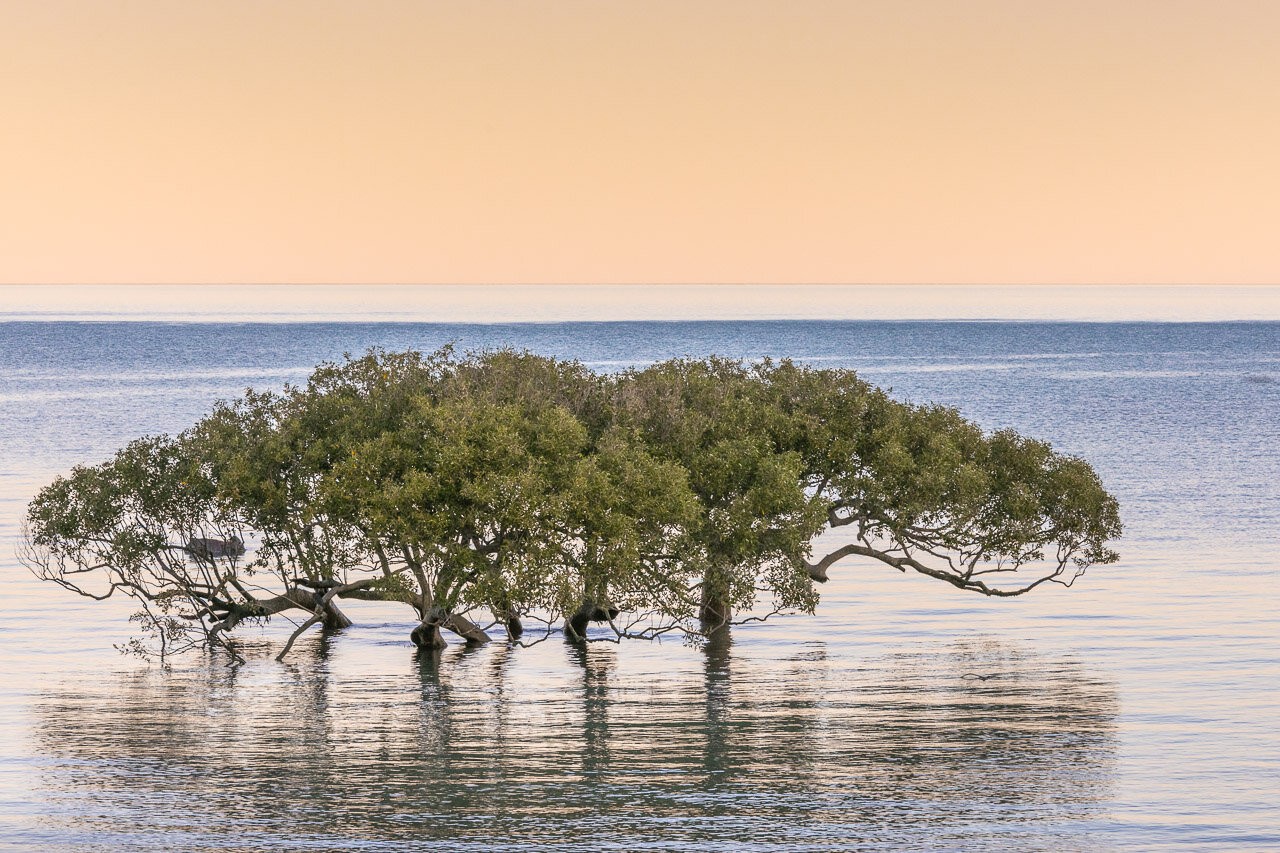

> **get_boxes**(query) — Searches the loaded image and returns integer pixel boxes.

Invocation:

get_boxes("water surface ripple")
[1,320,1276,851]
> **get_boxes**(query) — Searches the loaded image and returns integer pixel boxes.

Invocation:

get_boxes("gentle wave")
[1,319,1276,852]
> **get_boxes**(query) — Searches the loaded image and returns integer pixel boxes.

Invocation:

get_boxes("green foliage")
[24,432,245,659]
[23,347,1122,660]
[612,358,825,622]
[753,359,1121,592]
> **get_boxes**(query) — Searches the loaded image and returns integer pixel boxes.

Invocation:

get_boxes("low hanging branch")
[801,502,1103,596]
[275,578,375,661]
[805,540,1078,596]
[23,347,1121,663]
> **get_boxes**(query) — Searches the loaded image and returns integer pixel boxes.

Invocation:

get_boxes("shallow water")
[0,320,1276,851]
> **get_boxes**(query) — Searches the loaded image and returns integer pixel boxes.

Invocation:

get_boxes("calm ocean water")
[0,320,1276,852]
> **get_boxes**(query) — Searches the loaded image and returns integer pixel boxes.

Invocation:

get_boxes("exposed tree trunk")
[316,597,353,630]
[209,587,318,637]
[273,579,375,662]
[286,580,354,628]
[698,578,730,635]
[410,607,448,650]
[492,600,523,641]
[564,600,620,642]
[443,613,491,645]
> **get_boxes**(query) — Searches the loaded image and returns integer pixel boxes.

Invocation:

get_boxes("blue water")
[0,320,1276,851]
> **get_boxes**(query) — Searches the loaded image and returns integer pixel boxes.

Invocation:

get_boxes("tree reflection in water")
[32,634,1117,851]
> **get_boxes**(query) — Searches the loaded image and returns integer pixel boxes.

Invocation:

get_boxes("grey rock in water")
[186,536,245,559]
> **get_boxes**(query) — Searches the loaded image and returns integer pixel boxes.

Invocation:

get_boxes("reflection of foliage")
[23,348,1120,661]
[29,640,1118,848]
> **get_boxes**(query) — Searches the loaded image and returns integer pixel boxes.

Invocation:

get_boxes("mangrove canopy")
[22,347,1121,662]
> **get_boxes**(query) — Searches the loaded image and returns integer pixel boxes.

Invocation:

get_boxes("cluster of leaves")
[23,347,1121,661]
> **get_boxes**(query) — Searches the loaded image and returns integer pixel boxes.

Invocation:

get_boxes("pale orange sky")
[2,1,1278,285]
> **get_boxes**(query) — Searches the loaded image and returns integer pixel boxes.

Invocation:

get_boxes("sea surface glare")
[0,320,1276,852]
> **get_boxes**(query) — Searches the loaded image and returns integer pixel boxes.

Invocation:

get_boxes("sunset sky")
[3,1,1278,285]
